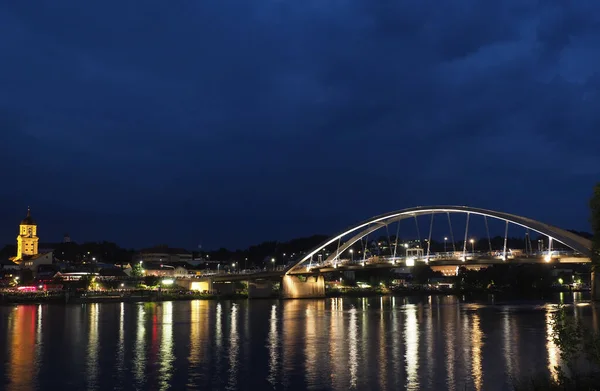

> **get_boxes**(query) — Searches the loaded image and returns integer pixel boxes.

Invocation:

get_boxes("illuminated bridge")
[184,206,593,298]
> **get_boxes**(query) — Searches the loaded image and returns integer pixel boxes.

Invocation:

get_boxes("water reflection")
[268,304,279,386]
[348,306,358,388]
[1,295,597,391]
[379,297,387,390]
[87,304,99,390]
[329,298,345,390]
[425,302,434,390]
[159,302,174,391]
[134,304,146,388]
[7,306,37,391]
[546,309,559,382]
[471,313,483,391]
[115,303,125,382]
[404,305,419,391]
[227,304,239,391]
[444,302,456,391]
[35,305,43,380]
[503,310,513,383]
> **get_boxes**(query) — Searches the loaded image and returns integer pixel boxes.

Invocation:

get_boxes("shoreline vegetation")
[0,285,588,305]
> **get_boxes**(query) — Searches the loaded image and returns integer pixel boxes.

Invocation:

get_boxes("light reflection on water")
[0,294,596,391]
[471,313,483,391]
[226,304,239,391]
[546,309,560,382]
[404,304,419,391]
[159,302,174,391]
[87,303,99,391]
[134,304,146,388]
[268,304,278,386]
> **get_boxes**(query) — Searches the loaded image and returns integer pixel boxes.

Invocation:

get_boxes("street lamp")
[271,258,276,270]
[349,249,354,262]
[444,237,448,253]
[469,239,475,254]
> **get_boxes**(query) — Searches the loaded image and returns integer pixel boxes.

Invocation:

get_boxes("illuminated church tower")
[16,207,39,260]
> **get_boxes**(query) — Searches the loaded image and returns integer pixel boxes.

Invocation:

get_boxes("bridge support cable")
[426,214,434,262]
[284,206,593,274]
[484,216,493,254]
[392,220,401,259]
[462,213,470,261]
[334,237,341,267]
[447,212,457,252]
[362,224,370,265]
[414,215,422,248]
[502,220,509,261]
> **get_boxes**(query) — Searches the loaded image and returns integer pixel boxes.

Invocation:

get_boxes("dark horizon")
[2,2,599,249]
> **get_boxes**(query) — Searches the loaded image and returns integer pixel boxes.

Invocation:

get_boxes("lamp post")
[444,237,448,253]
[271,258,275,271]
[470,239,475,254]
[349,249,354,263]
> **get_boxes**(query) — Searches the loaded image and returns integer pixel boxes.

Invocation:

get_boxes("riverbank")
[0,285,589,305]
[0,290,249,305]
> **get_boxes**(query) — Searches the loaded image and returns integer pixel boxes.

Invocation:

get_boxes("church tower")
[16,207,39,260]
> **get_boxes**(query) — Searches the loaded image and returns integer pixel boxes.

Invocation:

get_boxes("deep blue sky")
[1,1,599,250]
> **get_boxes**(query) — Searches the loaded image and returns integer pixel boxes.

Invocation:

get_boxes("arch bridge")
[284,205,592,277]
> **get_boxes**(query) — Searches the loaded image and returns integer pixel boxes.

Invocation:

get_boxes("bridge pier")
[247,280,275,299]
[281,275,325,299]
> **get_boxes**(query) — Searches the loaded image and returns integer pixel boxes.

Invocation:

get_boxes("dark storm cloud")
[1,1,599,249]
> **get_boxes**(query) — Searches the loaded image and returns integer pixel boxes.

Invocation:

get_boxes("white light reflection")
[86,304,99,390]
[189,300,201,366]
[471,314,483,391]
[34,304,43,379]
[445,305,456,391]
[503,310,513,382]
[329,298,344,390]
[379,297,387,390]
[227,304,239,391]
[134,305,146,387]
[391,297,400,387]
[546,309,559,382]
[268,304,279,386]
[159,302,174,391]
[348,307,358,388]
[116,303,125,379]
[425,302,434,389]
[214,302,223,384]
[404,305,419,391]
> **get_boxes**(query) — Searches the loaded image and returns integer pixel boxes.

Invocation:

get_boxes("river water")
[0,293,595,391]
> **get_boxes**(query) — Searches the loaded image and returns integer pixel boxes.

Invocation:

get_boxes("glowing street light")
[271,258,275,270]
[349,249,354,262]
[444,237,448,252]
[469,239,475,254]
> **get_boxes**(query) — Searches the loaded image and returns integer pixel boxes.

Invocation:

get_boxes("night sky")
[1,2,599,250]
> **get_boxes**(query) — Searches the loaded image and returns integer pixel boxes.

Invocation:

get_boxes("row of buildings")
[0,208,224,280]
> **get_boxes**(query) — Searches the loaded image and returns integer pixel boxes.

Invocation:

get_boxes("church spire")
[27,206,31,217]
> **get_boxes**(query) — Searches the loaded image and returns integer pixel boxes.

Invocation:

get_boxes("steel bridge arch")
[284,205,592,274]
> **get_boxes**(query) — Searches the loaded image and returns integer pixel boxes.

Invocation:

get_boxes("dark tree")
[590,183,600,266]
